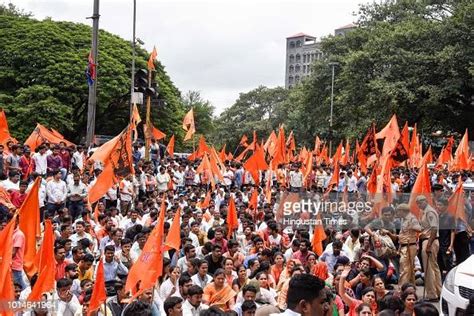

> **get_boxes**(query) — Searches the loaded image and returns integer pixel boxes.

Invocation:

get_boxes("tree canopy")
[213,0,473,150]
[0,5,188,144]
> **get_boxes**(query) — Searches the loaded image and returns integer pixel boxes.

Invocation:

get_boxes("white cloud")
[9,0,363,114]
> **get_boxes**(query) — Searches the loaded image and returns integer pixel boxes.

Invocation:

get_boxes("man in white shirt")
[177,244,197,273]
[70,221,93,247]
[182,285,209,316]
[173,165,185,192]
[1,170,20,192]
[347,170,358,193]
[289,165,303,192]
[67,173,87,220]
[156,167,171,192]
[32,145,48,176]
[223,166,234,187]
[71,145,85,171]
[55,278,81,316]
[46,169,67,217]
[119,175,134,215]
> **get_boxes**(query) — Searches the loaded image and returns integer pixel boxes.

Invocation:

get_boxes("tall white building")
[285,24,356,88]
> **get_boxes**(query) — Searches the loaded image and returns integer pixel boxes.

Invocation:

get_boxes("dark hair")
[213,268,225,278]
[377,294,404,314]
[241,300,257,312]
[287,274,325,310]
[241,284,257,295]
[104,245,115,253]
[413,302,438,316]
[401,283,416,292]
[163,296,183,315]
[184,244,196,255]
[81,253,95,264]
[178,275,192,287]
[188,285,204,296]
[361,286,375,298]
[401,288,418,301]
[122,301,152,316]
[212,244,222,252]
[65,263,78,272]
[56,278,73,289]
[356,302,372,313]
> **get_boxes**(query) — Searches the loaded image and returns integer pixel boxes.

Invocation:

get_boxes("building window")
[289,65,294,74]
[303,54,307,63]
[295,54,301,63]
[295,65,301,73]
[296,40,302,47]
[289,41,295,49]
[289,76,294,84]
[295,75,300,83]
[303,65,306,73]
[289,55,295,63]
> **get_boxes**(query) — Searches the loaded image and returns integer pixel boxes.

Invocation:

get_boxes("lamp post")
[85,0,100,148]
[129,0,137,120]
[328,62,338,156]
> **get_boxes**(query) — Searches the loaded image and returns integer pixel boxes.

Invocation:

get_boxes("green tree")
[0,9,185,142]
[212,86,290,150]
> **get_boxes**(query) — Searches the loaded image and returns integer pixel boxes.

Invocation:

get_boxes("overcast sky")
[10,0,364,114]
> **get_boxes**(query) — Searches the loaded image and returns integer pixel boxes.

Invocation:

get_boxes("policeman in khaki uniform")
[395,203,421,286]
[416,195,442,301]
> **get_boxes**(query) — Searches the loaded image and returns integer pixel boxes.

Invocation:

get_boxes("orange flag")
[199,191,211,209]
[249,189,258,211]
[331,142,343,166]
[419,146,433,167]
[29,220,55,301]
[164,208,181,251]
[166,135,175,157]
[264,130,278,156]
[376,114,400,157]
[89,125,134,204]
[243,144,268,184]
[312,216,327,256]
[271,126,286,168]
[313,136,321,155]
[125,200,166,294]
[0,186,15,211]
[145,124,166,141]
[218,144,227,162]
[19,177,41,277]
[0,214,16,310]
[325,163,340,194]
[0,108,13,144]
[88,258,107,315]
[182,108,195,141]
[197,135,210,157]
[340,139,350,166]
[25,123,74,152]
[303,150,313,186]
[147,46,158,71]
[227,196,238,239]
[408,163,432,219]
[447,178,467,223]
[239,134,249,147]
[451,129,470,171]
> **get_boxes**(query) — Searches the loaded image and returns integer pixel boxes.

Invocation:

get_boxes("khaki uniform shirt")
[399,213,422,244]
[420,205,439,240]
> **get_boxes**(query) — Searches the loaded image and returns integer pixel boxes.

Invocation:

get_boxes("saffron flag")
[166,135,175,157]
[24,123,74,152]
[125,200,166,294]
[227,196,238,239]
[29,220,55,301]
[19,177,41,277]
[312,216,327,256]
[451,129,470,171]
[408,163,432,219]
[325,163,340,194]
[164,208,181,251]
[376,114,400,157]
[249,189,258,211]
[88,125,134,204]
[0,108,14,145]
[86,51,96,86]
[0,186,15,211]
[447,178,467,223]
[182,108,195,141]
[199,191,211,209]
[0,214,16,310]
[239,135,249,147]
[147,46,158,71]
[390,122,410,164]
[243,144,268,184]
[88,258,107,315]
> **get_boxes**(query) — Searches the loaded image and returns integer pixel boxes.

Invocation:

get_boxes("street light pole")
[129,0,136,121]
[328,62,338,156]
[86,0,99,148]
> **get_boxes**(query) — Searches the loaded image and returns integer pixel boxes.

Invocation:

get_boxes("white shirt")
[223,170,234,186]
[182,300,209,316]
[67,181,87,200]
[156,173,170,192]
[32,152,48,175]
[119,179,133,202]
[289,171,303,188]
[1,179,19,191]
[72,151,84,170]
[46,179,67,203]
[348,175,358,192]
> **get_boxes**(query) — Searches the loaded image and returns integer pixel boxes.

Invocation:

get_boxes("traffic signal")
[134,69,158,97]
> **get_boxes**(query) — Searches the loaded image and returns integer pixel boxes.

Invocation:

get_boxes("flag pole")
[86,0,100,148]
[144,69,152,162]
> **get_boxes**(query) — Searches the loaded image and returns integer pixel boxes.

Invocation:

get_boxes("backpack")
[372,231,397,258]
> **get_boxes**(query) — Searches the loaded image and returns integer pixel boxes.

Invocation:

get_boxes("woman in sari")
[276,258,296,292]
[270,252,285,286]
[232,265,248,293]
[223,258,237,286]
[203,269,236,311]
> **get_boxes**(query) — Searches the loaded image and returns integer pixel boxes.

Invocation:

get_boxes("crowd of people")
[1,139,473,316]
